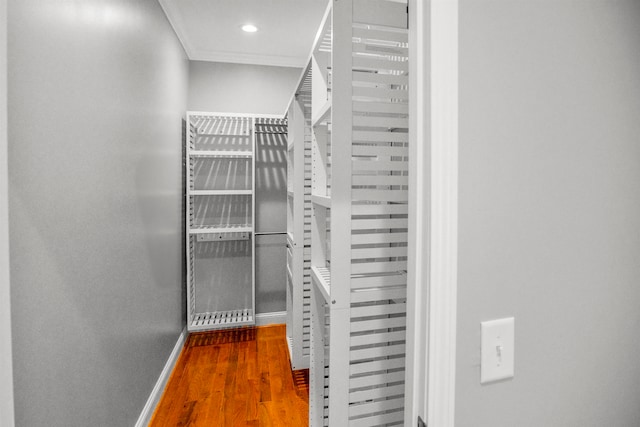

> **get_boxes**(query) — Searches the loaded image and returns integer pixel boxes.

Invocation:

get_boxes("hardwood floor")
[149,325,309,427]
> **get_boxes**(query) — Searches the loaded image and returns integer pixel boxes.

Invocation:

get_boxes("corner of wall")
[0,0,16,425]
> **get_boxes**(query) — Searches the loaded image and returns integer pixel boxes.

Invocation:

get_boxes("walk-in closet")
[8,0,640,426]
[6,0,415,426]
[176,1,411,425]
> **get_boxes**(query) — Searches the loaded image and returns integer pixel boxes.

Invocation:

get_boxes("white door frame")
[0,0,15,425]
[406,0,458,425]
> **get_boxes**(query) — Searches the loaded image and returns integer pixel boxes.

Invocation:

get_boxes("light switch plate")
[480,317,515,384]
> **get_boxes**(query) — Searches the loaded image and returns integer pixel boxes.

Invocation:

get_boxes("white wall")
[188,60,301,115]
[0,0,15,425]
[8,1,188,425]
[457,1,640,425]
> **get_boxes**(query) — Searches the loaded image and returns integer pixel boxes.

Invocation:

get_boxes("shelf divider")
[190,189,252,196]
[311,266,331,304]
[190,150,252,158]
[311,194,331,208]
[312,100,331,127]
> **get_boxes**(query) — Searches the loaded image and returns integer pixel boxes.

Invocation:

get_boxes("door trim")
[406,0,458,425]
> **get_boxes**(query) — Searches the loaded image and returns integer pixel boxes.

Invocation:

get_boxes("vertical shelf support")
[327,0,353,423]
[286,77,314,370]
[300,1,411,425]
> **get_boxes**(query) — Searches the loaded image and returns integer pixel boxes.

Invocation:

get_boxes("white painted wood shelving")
[300,1,410,425]
[286,64,313,370]
[186,111,288,332]
[186,112,288,332]
[186,112,256,331]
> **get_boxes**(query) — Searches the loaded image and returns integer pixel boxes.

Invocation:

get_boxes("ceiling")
[159,0,330,68]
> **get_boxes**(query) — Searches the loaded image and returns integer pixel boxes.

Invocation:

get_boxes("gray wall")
[188,60,301,115]
[189,61,297,313]
[255,127,288,313]
[8,1,188,426]
[457,1,640,426]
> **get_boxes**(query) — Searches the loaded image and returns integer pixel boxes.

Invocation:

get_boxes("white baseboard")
[135,327,187,427]
[255,311,287,326]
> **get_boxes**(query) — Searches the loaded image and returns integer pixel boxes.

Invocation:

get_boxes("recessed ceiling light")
[241,24,258,33]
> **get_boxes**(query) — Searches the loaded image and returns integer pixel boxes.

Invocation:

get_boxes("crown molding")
[158,0,194,58]
[158,0,305,68]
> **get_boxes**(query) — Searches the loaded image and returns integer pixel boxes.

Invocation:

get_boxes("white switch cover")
[481,317,515,384]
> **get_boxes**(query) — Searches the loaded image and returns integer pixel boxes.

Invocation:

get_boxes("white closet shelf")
[190,150,252,158]
[190,190,252,196]
[312,100,331,127]
[286,336,294,363]
[195,132,251,137]
[311,266,331,303]
[189,309,254,331]
[189,225,252,234]
[311,194,331,208]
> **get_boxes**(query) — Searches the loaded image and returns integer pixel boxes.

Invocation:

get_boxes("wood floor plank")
[235,341,249,398]
[150,325,309,427]
[246,379,260,422]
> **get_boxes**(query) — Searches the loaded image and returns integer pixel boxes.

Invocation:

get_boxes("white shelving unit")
[185,112,259,331]
[304,1,410,425]
[185,112,287,332]
[286,63,313,370]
